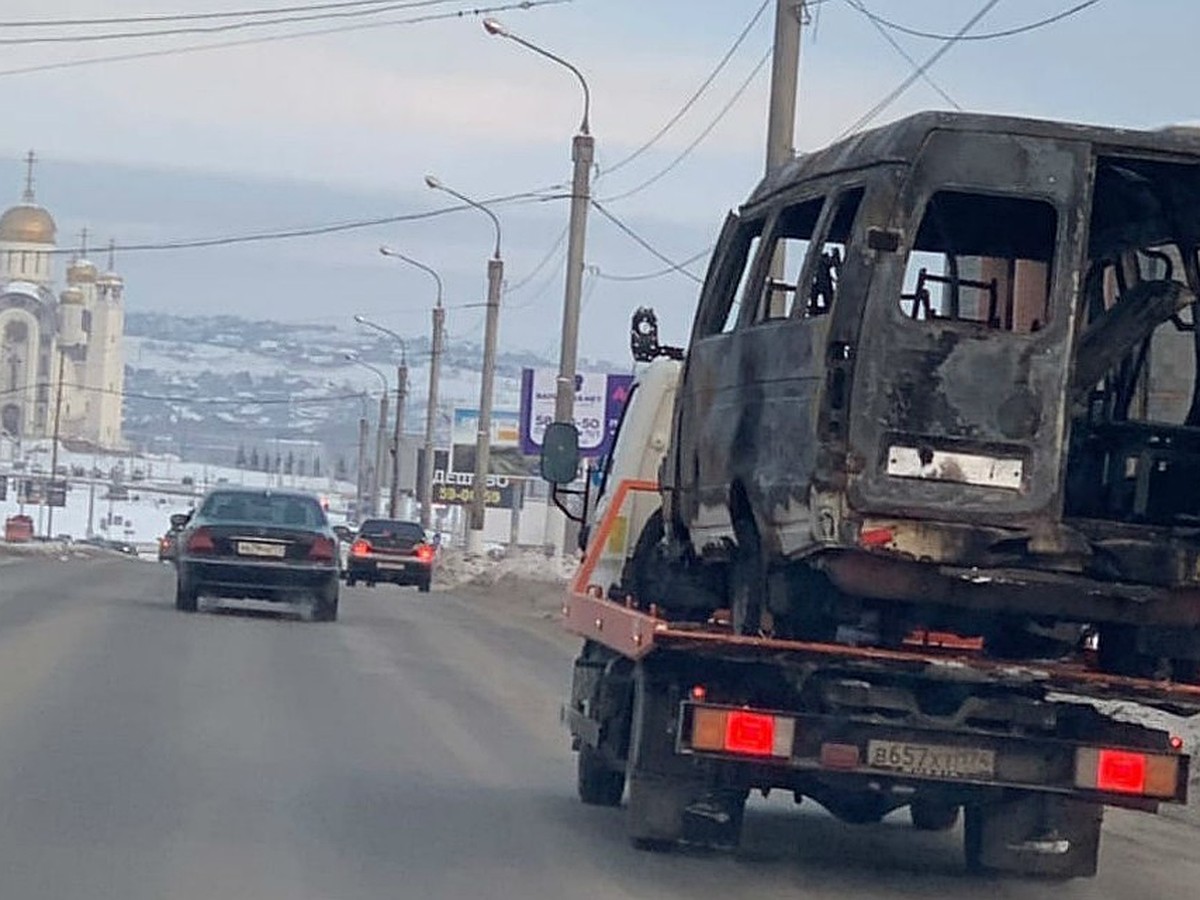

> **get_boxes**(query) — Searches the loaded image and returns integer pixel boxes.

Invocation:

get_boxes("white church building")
[0,152,125,450]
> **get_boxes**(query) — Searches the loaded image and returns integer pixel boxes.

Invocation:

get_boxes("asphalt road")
[0,554,1196,899]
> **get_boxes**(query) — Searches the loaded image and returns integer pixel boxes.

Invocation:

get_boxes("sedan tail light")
[415,543,434,563]
[351,539,371,557]
[186,528,215,554]
[308,535,336,563]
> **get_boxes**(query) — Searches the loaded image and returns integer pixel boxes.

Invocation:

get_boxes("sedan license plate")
[867,740,995,780]
[236,541,286,558]
[378,562,408,571]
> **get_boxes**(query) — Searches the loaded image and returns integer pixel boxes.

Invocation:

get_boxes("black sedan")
[174,488,340,621]
[345,518,434,591]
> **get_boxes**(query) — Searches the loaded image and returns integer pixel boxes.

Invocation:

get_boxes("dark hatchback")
[345,519,434,591]
[175,488,340,621]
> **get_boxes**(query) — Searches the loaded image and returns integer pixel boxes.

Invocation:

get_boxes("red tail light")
[1096,749,1147,794]
[308,535,336,563]
[724,711,776,757]
[351,539,371,557]
[186,528,215,554]
[415,543,434,563]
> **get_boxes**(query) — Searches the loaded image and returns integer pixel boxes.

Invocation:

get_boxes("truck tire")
[175,578,198,613]
[964,794,1102,879]
[577,745,624,807]
[910,798,960,832]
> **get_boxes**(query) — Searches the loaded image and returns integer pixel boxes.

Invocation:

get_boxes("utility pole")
[389,362,407,518]
[423,303,445,530]
[355,411,368,524]
[766,0,805,312]
[374,390,389,518]
[45,349,65,539]
[469,256,503,553]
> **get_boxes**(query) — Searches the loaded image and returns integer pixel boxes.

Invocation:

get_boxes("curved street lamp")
[483,18,594,555]
[345,353,389,517]
[424,175,504,554]
[354,316,410,518]
[378,247,446,530]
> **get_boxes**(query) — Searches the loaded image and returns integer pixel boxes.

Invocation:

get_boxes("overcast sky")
[0,0,1196,361]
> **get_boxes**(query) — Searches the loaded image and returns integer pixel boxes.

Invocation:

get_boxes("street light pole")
[345,354,389,518]
[765,0,805,306]
[354,315,408,519]
[45,348,65,539]
[484,17,592,556]
[379,247,445,531]
[425,175,503,555]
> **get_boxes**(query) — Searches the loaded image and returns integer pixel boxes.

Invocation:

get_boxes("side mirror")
[540,422,581,485]
[169,512,190,530]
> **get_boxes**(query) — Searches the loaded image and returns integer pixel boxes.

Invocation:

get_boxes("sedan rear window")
[200,491,327,527]
[358,519,425,541]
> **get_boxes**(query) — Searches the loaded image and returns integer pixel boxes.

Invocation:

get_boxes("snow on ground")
[1,439,357,547]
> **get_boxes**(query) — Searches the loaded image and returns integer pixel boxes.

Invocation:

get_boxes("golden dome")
[67,259,97,284]
[60,286,84,305]
[0,203,56,244]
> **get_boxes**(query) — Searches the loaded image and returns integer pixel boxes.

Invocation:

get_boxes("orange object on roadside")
[4,514,33,543]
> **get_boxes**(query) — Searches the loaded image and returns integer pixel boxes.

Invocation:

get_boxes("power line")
[590,246,712,282]
[590,201,704,284]
[0,0,572,79]
[0,381,366,406]
[0,1,460,45]
[45,188,555,256]
[504,223,568,293]
[0,0,422,28]
[842,0,961,111]
[837,0,1002,139]
[850,0,1104,42]
[599,47,772,203]
[601,0,771,176]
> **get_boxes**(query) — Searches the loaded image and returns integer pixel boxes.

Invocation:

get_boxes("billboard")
[424,447,515,509]
[519,369,634,458]
[450,408,534,478]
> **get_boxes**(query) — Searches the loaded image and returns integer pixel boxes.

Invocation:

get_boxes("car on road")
[174,487,340,620]
[158,512,190,564]
[345,518,434,592]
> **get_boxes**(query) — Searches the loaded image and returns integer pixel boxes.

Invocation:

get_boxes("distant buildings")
[0,151,125,449]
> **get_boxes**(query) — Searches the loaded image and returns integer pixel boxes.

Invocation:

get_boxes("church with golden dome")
[0,151,125,450]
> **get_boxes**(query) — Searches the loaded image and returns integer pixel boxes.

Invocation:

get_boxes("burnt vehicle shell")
[661,111,1200,668]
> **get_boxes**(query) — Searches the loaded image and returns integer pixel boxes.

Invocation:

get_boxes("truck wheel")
[175,578,198,613]
[577,745,624,807]
[910,798,960,832]
[965,794,1101,879]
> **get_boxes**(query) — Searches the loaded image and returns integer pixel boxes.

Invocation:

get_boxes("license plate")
[866,740,995,780]
[378,562,408,571]
[236,541,286,558]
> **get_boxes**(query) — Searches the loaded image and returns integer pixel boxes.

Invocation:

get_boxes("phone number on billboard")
[433,485,504,506]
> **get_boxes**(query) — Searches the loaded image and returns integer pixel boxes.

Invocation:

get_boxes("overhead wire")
[850,0,1104,42]
[842,0,961,110]
[0,0,572,79]
[0,0,430,28]
[837,0,1002,139]
[46,188,558,256]
[600,0,771,176]
[599,47,772,203]
[0,1,462,45]
[590,201,704,284]
[591,246,713,282]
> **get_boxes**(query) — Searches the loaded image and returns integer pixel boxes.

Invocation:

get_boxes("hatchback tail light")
[351,538,371,557]
[308,535,336,563]
[415,543,434,563]
[186,528,215,554]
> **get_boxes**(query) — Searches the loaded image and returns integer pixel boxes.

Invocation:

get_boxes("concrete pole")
[389,363,407,518]
[374,391,389,518]
[422,304,445,530]
[355,414,368,524]
[467,256,503,554]
[766,0,804,312]
[45,349,65,539]
[544,131,595,556]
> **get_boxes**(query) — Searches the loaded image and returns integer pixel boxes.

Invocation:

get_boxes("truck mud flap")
[965,793,1103,879]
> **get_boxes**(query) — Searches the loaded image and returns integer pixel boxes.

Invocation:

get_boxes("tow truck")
[539,306,1199,879]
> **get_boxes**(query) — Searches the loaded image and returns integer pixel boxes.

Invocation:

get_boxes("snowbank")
[436,548,577,591]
